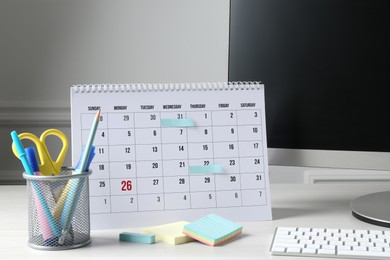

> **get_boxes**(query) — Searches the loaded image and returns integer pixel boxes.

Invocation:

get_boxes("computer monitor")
[229,0,390,226]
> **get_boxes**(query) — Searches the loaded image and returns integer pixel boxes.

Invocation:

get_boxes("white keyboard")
[270,227,390,259]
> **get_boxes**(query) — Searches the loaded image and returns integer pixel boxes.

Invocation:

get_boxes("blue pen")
[75,145,96,171]
[11,131,61,237]
[25,147,40,173]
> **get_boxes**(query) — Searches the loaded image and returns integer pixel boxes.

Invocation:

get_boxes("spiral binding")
[72,82,262,93]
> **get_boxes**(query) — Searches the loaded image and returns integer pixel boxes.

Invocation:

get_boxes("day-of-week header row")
[87,103,256,111]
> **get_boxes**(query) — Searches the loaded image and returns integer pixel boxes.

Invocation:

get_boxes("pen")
[75,145,96,171]
[11,131,61,238]
[25,147,40,173]
[58,110,100,245]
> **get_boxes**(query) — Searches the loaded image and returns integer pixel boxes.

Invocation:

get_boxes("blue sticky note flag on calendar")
[160,118,194,127]
[189,165,222,174]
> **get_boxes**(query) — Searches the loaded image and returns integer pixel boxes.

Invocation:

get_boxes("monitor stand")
[350,191,390,228]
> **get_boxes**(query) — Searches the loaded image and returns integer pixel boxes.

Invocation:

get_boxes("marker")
[11,131,33,175]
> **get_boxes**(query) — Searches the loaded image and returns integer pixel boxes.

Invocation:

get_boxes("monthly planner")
[70,82,272,229]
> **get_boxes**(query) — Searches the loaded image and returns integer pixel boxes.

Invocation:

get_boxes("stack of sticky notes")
[183,214,243,246]
[119,232,156,244]
[141,221,194,245]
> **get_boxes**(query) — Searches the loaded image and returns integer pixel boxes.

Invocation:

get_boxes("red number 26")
[121,180,133,191]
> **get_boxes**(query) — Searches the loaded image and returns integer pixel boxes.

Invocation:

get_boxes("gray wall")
[0,0,230,183]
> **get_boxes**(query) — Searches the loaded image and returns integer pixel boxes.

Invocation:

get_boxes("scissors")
[12,129,68,176]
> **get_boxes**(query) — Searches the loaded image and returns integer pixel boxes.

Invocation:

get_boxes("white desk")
[1,183,389,259]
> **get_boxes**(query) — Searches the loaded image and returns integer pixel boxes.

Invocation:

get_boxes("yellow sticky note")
[141,221,194,245]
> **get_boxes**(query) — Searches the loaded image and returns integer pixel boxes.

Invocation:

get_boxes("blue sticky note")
[119,232,155,244]
[189,165,222,174]
[161,118,194,127]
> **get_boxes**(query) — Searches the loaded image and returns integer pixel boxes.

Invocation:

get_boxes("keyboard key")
[275,234,296,240]
[352,246,368,251]
[302,248,316,254]
[329,240,343,246]
[360,242,374,247]
[276,229,292,235]
[369,247,385,252]
[286,248,301,254]
[338,245,351,251]
[376,242,389,247]
[306,244,320,249]
[318,249,335,255]
[339,249,390,258]
[290,231,304,236]
[274,238,298,244]
[372,238,386,243]
[299,239,312,245]
[327,229,340,234]
[321,245,336,250]
[271,247,286,253]
[312,228,325,233]
[273,243,303,249]
[355,229,369,235]
[345,241,359,247]
[359,237,370,242]
[299,235,311,240]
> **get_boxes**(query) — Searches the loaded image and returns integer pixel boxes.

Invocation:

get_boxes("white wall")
[0,0,230,183]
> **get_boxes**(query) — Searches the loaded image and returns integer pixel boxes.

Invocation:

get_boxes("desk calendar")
[70,82,272,229]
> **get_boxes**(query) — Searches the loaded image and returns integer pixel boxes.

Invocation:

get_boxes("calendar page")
[70,82,272,229]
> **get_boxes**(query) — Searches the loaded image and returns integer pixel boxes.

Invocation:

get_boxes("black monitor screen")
[229,0,390,152]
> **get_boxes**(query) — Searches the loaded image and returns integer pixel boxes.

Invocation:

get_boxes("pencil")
[76,110,100,173]
[58,110,100,245]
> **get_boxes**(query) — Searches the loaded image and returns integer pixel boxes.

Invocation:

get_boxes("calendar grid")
[84,110,269,213]
[85,110,268,213]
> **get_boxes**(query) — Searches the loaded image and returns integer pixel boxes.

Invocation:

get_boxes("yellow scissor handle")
[39,129,69,174]
[11,129,68,175]
[12,132,53,175]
